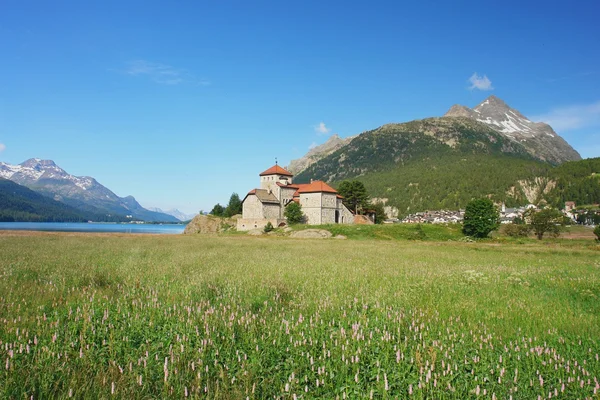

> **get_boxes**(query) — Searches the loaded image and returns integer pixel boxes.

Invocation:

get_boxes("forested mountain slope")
[0,178,122,222]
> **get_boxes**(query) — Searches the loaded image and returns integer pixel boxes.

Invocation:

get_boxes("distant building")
[564,201,576,212]
[237,164,355,231]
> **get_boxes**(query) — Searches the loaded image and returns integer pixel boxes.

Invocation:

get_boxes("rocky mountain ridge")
[287,134,355,175]
[444,95,581,164]
[0,159,179,222]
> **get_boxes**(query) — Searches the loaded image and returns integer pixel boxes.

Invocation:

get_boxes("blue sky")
[1,1,599,214]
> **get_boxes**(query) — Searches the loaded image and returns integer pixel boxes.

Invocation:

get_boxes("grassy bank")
[0,233,599,398]
[290,223,464,241]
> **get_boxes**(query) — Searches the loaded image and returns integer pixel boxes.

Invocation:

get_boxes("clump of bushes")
[263,221,274,233]
[502,223,531,238]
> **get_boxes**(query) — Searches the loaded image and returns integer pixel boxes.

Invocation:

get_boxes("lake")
[0,222,186,234]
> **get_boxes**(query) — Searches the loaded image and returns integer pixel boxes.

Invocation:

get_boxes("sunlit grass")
[1,233,599,398]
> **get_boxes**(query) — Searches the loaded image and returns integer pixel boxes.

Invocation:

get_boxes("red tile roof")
[276,182,301,189]
[259,164,293,177]
[297,180,338,194]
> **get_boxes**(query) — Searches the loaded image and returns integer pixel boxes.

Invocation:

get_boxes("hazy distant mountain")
[0,159,179,222]
[147,207,197,222]
[444,95,581,164]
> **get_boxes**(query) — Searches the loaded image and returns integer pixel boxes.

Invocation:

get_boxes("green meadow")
[0,231,599,398]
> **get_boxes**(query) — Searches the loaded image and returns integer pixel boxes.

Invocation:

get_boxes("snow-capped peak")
[443,95,581,164]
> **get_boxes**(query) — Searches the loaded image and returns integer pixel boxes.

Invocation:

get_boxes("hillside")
[295,117,553,214]
[0,178,126,222]
[0,159,179,222]
[545,157,600,207]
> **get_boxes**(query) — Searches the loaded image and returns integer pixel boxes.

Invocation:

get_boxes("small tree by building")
[525,207,564,240]
[462,198,500,238]
[371,202,387,224]
[263,221,274,233]
[284,202,304,224]
[337,180,370,214]
[224,193,242,217]
[210,203,225,217]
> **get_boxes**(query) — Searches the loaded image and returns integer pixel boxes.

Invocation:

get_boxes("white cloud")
[0,143,5,153]
[314,122,331,135]
[124,60,209,86]
[531,101,600,131]
[468,73,494,91]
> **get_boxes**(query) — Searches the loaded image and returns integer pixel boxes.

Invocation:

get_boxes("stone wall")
[237,218,285,231]
[339,204,354,224]
[263,203,281,219]
[321,208,335,224]
[300,193,322,224]
[242,196,264,219]
[322,193,336,208]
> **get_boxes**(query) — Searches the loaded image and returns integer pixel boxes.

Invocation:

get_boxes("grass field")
[0,231,599,398]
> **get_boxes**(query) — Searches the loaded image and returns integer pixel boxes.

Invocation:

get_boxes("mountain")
[147,207,197,222]
[0,159,179,222]
[288,134,355,175]
[290,96,587,215]
[0,178,108,222]
[444,95,581,164]
[295,117,555,214]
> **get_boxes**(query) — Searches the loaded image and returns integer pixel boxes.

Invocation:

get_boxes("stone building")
[237,164,354,231]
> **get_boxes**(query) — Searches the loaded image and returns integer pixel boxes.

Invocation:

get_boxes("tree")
[337,180,370,214]
[525,207,564,240]
[370,202,387,224]
[462,198,500,238]
[224,193,242,217]
[210,203,225,217]
[284,202,304,224]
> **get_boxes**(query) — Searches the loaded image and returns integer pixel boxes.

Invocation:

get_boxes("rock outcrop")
[289,229,333,239]
[183,214,236,234]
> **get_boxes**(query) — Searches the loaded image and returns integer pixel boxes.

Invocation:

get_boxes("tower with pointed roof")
[236,164,356,231]
[259,164,294,190]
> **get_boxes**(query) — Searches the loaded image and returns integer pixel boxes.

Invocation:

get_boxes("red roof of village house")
[297,180,338,194]
[259,164,293,177]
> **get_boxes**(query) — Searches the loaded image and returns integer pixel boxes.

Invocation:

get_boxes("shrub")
[594,225,600,242]
[263,221,274,233]
[502,223,531,238]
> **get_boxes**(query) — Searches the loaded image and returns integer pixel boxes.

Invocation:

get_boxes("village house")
[237,164,355,231]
